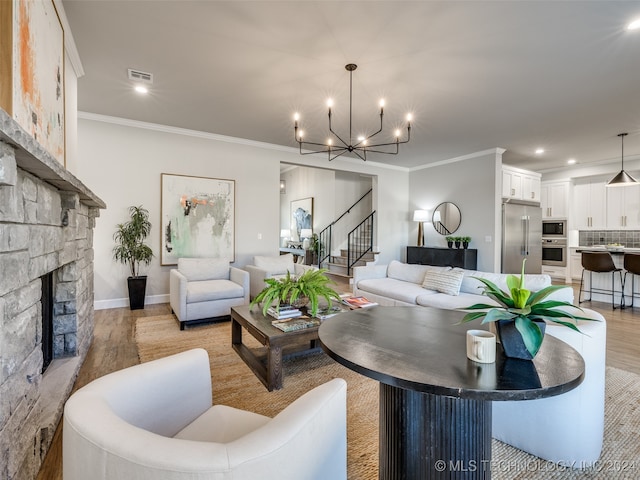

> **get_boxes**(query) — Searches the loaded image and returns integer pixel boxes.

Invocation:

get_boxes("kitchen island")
[572,245,640,307]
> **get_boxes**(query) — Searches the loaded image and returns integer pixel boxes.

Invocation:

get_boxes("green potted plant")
[460,259,598,360]
[454,236,462,249]
[113,205,154,310]
[445,236,454,248]
[250,268,341,317]
[462,236,471,249]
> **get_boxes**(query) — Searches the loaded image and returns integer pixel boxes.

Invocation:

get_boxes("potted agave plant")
[460,259,597,360]
[250,268,341,317]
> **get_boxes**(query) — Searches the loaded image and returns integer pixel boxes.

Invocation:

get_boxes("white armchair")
[245,253,315,299]
[169,258,249,330]
[63,348,347,480]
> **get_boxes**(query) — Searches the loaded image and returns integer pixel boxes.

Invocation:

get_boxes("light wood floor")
[36,280,640,480]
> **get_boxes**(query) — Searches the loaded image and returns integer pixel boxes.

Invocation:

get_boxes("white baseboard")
[94,294,169,311]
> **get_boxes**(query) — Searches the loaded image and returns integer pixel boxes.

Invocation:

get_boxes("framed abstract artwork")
[290,197,313,241]
[161,173,235,265]
[9,0,65,164]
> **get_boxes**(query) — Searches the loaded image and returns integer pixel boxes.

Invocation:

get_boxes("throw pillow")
[254,254,295,276]
[422,268,465,296]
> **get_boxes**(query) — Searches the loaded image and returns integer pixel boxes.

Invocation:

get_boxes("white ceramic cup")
[466,330,496,364]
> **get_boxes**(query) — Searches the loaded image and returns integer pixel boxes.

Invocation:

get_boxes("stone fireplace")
[0,110,105,479]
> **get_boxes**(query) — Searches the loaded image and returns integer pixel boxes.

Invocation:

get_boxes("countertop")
[573,245,640,254]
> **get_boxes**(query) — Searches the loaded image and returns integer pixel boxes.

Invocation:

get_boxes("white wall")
[280,166,373,252]
[77,114,410,308]
[409,149,503,272]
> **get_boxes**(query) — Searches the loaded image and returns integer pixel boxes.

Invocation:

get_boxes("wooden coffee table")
[231,305,324,391]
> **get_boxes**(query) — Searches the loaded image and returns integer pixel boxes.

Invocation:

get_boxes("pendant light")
[607,133,638,187]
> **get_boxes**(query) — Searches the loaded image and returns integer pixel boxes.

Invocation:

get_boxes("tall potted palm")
[113,205,153,310]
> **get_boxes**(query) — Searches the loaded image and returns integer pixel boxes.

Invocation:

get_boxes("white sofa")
[63,348,347,480]
[353,260,606,466]
[244,253,315,299]
[170,258,250,330]
[353,260,575,308]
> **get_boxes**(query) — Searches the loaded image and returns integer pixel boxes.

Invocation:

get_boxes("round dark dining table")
[318,306,585,479]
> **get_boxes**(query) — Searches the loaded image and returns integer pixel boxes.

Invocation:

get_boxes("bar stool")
[623,253,640,308]
[579,251,624,309]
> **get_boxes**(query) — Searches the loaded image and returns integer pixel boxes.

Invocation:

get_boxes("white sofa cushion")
[178,258,231,281]
[187,279,245,303]
[387,260,451,284]
[357,278,432,304]
[417,292,500,310]
[421,268,465,295]
[460,270,551,295]
[254,254,296,276]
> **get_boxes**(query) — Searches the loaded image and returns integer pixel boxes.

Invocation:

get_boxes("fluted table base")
[379,383,492,480]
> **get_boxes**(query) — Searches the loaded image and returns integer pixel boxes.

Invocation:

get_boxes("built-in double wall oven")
[542,220,567,266]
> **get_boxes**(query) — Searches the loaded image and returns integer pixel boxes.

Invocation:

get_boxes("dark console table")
[319,306,584,479]
[407,246,477,269]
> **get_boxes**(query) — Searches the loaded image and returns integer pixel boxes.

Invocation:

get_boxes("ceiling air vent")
[127,69,153,84]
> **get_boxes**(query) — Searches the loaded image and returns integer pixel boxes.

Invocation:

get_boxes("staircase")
[317,193,378,278]
[326,248,378,277]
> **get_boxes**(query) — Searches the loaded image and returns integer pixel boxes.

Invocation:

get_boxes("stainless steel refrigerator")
[502,202,542,274]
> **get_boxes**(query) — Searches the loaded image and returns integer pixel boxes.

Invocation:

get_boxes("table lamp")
[300,229,313,249]
[413,210,430,247]
[280,229,290,247]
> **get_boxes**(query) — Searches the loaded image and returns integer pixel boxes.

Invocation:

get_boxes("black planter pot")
[455,241,461,249]
[463,242,469,249]
[127,276,148,310]
[496,319,546,360]
[447,241,453,248]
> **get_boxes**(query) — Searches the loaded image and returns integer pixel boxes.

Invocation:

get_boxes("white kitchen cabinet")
[606,183,640,229]
[541,181,569,219]
[570,249,582,280]
[502,169,523,199]
[522,174,541,202]
[541,265,567,281]
[572,178,606,229]
[502,166,541,203]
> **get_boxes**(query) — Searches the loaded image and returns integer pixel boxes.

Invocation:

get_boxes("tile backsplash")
[579,230,640,248]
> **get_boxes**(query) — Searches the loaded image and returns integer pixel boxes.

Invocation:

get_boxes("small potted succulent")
[462,236,471,249]
[460,259,598,359]
[250,268,341,317]
[454,236,462,249]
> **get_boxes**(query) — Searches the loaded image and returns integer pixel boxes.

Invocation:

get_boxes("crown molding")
[78,112,410,172]
[409,148,506,172]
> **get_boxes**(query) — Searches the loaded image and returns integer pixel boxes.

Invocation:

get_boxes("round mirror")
[432,202,461,235]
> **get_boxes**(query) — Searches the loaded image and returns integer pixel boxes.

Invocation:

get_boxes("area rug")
[136,315,640,479]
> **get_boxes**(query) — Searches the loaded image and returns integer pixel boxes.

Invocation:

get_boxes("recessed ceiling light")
[628,19,640,30]
[134,85,148,94]
[535,148,545,155]
[567,158,576,165]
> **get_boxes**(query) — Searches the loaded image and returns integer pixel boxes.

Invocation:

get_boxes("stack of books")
[271,317,320,332]
[267,305,302,320]
[313,305,344,320]
[340,295,378,309]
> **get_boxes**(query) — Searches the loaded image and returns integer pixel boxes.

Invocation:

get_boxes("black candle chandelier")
[293,64,412,161]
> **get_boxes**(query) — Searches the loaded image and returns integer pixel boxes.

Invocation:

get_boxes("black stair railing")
[316,189,372,269]
[347,212,375,275]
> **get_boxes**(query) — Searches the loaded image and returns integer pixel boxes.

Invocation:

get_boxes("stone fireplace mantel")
[0,108,106,479]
